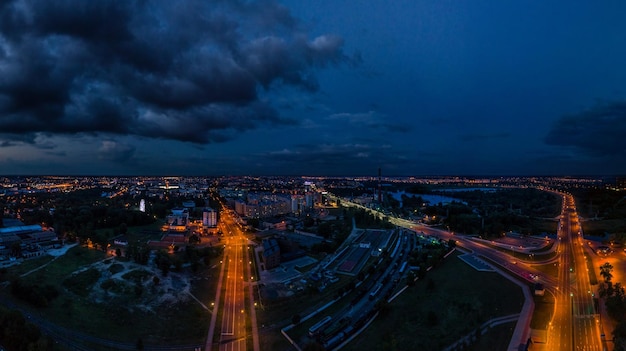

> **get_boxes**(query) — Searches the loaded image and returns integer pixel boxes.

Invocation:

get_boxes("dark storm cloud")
[0,133,37,146]
[262,143,413,175]
[0,132,60,149]
[545,101,626,157]
[0,0,351,143]
[267,143,374,164]
[97,140,136,163]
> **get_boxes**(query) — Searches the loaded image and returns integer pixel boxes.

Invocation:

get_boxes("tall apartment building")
[202,208,217,227]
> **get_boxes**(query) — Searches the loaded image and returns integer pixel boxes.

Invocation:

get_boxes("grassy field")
[18,245,106,286]
[3,245,216,349]
[345,252,525,351]
[2,255,55,279]
[582,218,626,237]
[474,321,517,350]
[585,255,599,285]
[532,218,559,235]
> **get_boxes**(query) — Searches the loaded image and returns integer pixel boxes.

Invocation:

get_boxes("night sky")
[1,0,625,176]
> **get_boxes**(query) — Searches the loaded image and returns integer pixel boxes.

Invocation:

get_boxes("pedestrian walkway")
[443,314,520,351]
[458,253,495,272]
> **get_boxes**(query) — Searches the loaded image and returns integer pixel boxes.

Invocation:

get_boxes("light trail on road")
[221,241,240,337]
[211,206,257,351]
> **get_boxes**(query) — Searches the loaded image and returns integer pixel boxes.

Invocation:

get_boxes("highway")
[548,194,601,351]
[330,191,605,350]
[207,207,259,351]
[220,234,246,350]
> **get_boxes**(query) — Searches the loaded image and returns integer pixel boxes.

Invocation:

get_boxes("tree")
[601,262,614,283]
[600,281,614,299]
[614,321,626,351]
[605,282,626,320]
[136,337,144,350]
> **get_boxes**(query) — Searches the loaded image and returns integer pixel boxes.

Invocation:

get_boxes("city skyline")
[1,0,626,176]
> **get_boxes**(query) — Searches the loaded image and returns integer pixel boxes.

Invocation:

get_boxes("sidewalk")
[598,295,614,351]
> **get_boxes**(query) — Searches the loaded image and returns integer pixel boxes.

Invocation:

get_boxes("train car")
[309,316,332,337]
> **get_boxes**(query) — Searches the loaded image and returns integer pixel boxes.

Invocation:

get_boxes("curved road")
[332,190,604,350]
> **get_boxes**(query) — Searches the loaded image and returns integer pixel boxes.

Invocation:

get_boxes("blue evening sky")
[0,0,625,176]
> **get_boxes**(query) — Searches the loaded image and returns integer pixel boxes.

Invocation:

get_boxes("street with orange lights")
[206,208,259,351]
[341,191,607,350]
[547,194,602,351]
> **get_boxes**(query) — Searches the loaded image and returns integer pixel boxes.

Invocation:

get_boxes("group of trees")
[598,262,626,350]
[153,245,223,276]
[1,188,161,249]
[570,188,626,238]
[406,239,451,275]
[308,207,392,254]
[125,242,152,265]
[572,188,626,220]
[53,193,155,244]
[307,210,351,254]
[599,262,626,319]
[3,187,220,248]
[351,208,394,229]
[0,306,59,351]
[440,189,561,237]
[376,187,561,237]
[10,277,59,308]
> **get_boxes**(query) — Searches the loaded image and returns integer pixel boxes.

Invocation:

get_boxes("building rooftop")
[0,224,43,235]
[262,238,280,257]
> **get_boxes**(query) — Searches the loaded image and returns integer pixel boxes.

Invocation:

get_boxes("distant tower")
[139,199,146,213]
[378,167,382,203]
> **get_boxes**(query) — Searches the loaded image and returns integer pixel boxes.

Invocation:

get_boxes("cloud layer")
[545,101,626,157]
[0,0,351,144]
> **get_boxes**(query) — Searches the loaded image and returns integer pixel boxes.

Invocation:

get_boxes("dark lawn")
[346,252,525,351]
